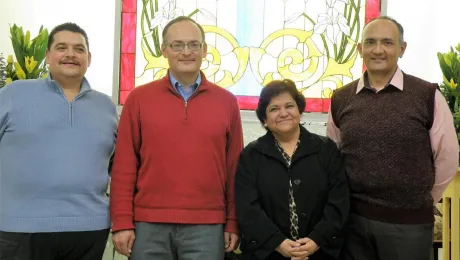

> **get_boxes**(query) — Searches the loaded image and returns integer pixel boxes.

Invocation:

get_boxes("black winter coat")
[235,126,349,260]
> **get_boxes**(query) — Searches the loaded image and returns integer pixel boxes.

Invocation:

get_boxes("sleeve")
[430,90,459,204]
[108,100,119,176]
[109,91,141,232]
[308,138,350,249]
[235,148,286,259]
[0,87,12,141]
[224,98,244,234]
[326,106,342,145]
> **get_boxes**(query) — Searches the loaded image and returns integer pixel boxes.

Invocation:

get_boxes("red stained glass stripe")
[121,13,136,53]
[366,0,380,19]
[122,0,137,13]
[120,90,131,104]
[237,96,330,113]
[120,53,135,92]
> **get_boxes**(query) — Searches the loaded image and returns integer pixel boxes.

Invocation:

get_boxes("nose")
[373,42,384,54]
[65,48,77,57]
[279,107,289,117]
[182,45,192,55]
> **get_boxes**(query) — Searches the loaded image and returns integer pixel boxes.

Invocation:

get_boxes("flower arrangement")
[0,53,7,88]
[437,43,460,143]
[3,24,49,86]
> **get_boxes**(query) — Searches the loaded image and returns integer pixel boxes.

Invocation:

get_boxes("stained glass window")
[119,0,380,112]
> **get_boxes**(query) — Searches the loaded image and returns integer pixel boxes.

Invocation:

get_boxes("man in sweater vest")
[110,16,244,259]
[0,23,118,260]
[327,16,459,260]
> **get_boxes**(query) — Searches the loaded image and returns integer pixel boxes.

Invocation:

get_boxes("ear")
[161,43,168,58]
[88,52,92,67]
[399,41,407,58]
[202,42,208,57]
[45,49,50,64]
[357,43,363,58]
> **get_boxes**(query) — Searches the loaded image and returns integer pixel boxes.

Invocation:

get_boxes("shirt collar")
[356,67,404,94]
[169,71,201,90]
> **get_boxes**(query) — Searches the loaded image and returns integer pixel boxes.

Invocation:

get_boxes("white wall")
[384,0,460,83]
[0,0,118,97]
[1,0,459,98]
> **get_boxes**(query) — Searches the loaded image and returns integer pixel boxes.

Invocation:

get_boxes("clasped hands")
[276,237,319,260]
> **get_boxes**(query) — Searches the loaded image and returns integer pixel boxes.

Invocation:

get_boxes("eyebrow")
[54,43,86,49]
[269,102,295,108]
[364,37,394,42]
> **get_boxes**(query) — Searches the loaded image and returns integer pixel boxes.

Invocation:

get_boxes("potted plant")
[3,24,49,87]
[437,43,460,145]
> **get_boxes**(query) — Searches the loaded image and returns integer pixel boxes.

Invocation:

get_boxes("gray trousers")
[343,214,434,260]
[131,222,224,260]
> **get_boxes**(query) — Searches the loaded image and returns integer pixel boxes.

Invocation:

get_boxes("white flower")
[150,0,184,30]
[313,7,351,43]
[326,0,349,7]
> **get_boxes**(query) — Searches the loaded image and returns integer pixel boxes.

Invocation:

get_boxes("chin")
[367,66,390,73]
[178,68,200,74]
[276,125,296,133]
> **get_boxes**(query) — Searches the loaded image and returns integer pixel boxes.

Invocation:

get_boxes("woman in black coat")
[235,79,349,260]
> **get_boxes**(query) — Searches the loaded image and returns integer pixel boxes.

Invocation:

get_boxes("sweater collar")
[46,73,92,95]
[161,70,211,93]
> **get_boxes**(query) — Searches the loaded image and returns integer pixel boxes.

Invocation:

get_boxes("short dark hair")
[162,16,206,43]
[364,16,405,44]
[48,22,89,51]
[256,79,306,129]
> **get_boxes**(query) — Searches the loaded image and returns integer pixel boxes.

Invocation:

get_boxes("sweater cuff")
[111,216,135,232]
[224,219,239,235]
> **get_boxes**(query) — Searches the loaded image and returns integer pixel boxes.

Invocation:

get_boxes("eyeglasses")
[164,41,204,51]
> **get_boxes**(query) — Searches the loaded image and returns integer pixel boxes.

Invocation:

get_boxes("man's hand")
[276,239,309,258]
[224,232,239,252]
[296,237,319,256]
[112,230,136,256]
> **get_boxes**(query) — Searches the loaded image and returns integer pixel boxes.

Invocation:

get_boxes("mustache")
[60,60,80,65]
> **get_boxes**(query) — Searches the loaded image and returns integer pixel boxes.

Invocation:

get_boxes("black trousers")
[342,214,433,260]
[0,229,109,260]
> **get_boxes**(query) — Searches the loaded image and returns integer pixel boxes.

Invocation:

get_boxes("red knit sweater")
[110,72,243,234]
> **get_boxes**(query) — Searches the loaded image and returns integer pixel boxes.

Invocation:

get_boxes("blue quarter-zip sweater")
[0,76,118,232]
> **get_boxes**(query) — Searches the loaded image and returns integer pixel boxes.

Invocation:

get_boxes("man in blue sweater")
[0,23,118,260]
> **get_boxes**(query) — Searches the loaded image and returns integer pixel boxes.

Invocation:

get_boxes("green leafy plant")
[5,24,49,85]
[437,43,460,143]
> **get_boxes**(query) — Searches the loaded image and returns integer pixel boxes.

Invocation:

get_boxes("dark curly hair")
[256,79,306,129]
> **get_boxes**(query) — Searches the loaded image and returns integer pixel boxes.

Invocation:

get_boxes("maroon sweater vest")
[331,73,437,224]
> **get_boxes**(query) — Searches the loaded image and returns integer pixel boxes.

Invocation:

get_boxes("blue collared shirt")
[169,72,201,101]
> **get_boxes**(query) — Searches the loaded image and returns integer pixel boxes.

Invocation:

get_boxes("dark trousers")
[342,214,433,260]
[0,229,109,260]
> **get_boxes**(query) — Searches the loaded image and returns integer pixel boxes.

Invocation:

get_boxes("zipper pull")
[185,101,188,119]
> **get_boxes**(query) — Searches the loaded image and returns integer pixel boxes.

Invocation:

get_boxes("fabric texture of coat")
[235,125,349,260]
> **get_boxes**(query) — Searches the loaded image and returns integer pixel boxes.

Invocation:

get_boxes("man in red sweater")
[110,16,244,259]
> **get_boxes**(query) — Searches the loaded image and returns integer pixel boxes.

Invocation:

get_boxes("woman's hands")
[275,237,320,260]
